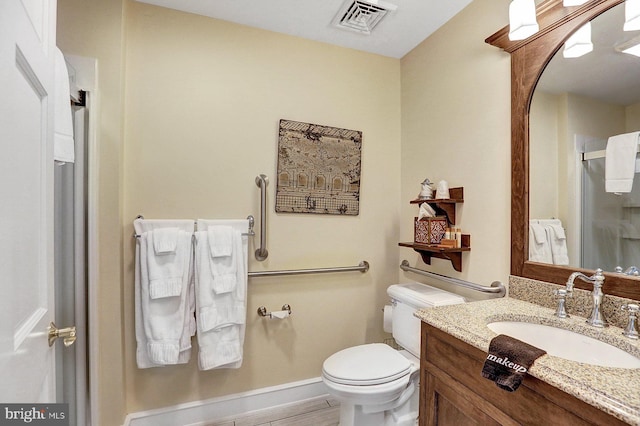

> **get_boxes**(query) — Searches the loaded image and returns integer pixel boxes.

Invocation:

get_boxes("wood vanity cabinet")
[420,323,626,426]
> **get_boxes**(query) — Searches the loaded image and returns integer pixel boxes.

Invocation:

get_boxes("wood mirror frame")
[487,0,640,300]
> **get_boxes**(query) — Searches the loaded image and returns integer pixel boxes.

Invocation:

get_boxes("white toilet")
[321,282,465,426]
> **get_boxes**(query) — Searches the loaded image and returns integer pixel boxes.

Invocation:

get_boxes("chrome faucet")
[564,269,608,328]
[621,304,639,339]
[553,288,570,318]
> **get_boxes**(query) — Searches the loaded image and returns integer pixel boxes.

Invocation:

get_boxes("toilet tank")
[387,282,465,357]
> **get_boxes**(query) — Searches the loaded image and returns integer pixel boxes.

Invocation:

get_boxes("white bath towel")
[53,47,75,163]
[134,219,196,368]
[528,220,553,264]
[194,219,249,370]
[540,219,569,266]
[605,132,640,194]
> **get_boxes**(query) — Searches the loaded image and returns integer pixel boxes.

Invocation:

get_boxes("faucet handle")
[621,304,640,339]
[554,288,570,318]
[593,268,605,281]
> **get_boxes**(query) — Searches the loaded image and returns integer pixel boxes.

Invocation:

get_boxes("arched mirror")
[487,0,640,300]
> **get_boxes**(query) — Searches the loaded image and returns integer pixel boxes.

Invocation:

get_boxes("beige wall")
[122,0,401,414]
[400,0,512,290]
[56,1,126,425]
[626,102,640,131]
[530,91,561,220]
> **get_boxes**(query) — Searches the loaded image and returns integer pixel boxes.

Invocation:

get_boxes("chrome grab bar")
[249,261,369,278]
[400,260,505,297]
[255,174,269,261]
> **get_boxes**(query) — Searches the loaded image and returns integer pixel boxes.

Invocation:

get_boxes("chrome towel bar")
[132,214,255,238]
[249,261,369,278]
[400,260,505,297]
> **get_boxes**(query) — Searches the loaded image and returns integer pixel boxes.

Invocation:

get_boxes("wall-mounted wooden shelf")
[403,187,469,271]
[410,187,463,225]
[399,236,470,272]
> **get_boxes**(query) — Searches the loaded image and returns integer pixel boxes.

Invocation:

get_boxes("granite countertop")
[415,298,640,425]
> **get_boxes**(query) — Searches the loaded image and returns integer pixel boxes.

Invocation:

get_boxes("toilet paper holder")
[257,304,292,319]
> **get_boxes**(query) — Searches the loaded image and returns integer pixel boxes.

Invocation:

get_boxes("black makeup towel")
[481,334,546,392]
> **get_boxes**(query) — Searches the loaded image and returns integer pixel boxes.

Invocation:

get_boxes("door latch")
[47,322,77,347]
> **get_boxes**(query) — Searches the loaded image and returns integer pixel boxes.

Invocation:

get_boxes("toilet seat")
[322,343,412,386]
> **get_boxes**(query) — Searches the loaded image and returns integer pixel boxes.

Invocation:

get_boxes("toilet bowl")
[321,282,465,426]
[323,343,420,426]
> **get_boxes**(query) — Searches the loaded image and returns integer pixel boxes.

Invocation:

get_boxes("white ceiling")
[135,0,474,58]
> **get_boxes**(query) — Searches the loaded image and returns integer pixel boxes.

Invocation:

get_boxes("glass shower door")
[54,105,89,426]
[581,156,640,272]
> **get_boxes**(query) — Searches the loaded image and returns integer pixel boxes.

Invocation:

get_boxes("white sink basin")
[487,321,640,369]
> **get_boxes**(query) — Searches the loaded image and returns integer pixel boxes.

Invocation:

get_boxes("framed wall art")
[275,119,362,215]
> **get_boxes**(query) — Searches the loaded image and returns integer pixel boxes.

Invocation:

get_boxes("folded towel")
[194,219,249,370]
[153,227,179,254]
[146,229,191,299]
[481,334,546,392]
[528,221,552,264]
[529,221,547,244]
[133,219,196,368]
[548,224,569,265]
[208,225,233,258]
[53,47,75,163]
[605,132,640,194]
[203,225,239,294]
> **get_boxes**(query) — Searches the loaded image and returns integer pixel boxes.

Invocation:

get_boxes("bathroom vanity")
[416,291,640,426]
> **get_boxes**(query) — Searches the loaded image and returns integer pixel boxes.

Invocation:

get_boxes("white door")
[0,0,59,402]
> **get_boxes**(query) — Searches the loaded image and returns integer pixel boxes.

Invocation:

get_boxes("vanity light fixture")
[508,0,539,41]
[563,22,593,58]
[563,0,588,6]
[615,35,640,57]
[625,0,640,31]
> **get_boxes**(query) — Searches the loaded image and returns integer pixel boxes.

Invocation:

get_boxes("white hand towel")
[53,48,75,163]
[528,221,553,264]
[194,219,249,370]
[548,224,569,266]
[605,132,640,194]
[529,220,547,244]
[134,219,196,368]
[145,229,191,299]
[206,226,239,294]
[208,225,233,257]
[153,227,179,254]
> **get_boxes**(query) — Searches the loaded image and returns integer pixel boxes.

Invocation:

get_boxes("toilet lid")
[322,343,412,386]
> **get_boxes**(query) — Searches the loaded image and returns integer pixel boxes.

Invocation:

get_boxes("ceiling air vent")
[332,0,398,35]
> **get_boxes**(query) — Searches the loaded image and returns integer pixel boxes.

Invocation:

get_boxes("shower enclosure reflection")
[581,149,640,272]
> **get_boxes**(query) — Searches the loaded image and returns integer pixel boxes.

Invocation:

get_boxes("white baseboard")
[122,377,327,426]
